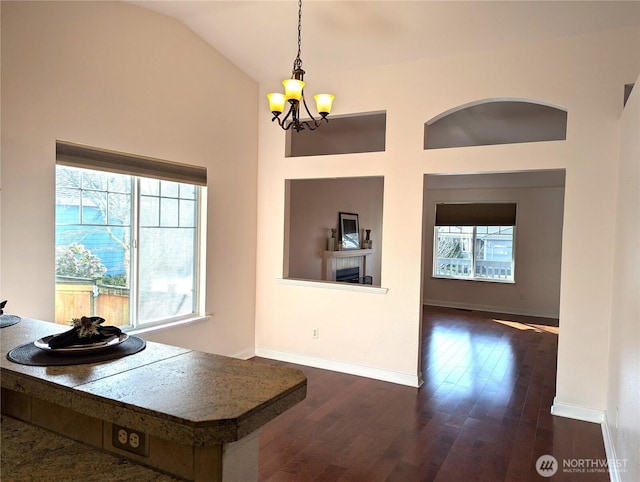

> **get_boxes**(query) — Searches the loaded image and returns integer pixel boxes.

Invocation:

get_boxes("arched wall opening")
[424,99,568,149]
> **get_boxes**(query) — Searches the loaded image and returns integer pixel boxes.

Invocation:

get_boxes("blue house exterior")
[55,204,127,277]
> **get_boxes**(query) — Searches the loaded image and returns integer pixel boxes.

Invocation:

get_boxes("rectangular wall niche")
[286,111,386,158]
[285,176,384,287]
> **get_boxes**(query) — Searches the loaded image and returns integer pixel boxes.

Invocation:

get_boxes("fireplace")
[335,267,373,285]
[322,248,373,284]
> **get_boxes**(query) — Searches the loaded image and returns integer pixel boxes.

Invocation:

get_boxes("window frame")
[54,141,207,330]
[132,176,205,329]
[432,224,516,283]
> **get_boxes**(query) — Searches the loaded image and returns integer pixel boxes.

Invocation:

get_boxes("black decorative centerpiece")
[7,314,144,366]
[0,300,21,328]
[47,316,121,349]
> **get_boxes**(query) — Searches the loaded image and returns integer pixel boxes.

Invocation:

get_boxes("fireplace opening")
[336,267,359,282]
[335,267,373,285]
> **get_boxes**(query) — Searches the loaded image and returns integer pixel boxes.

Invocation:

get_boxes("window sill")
[278,278,389,294]
[432,275,515,284]
[127,315,211,336]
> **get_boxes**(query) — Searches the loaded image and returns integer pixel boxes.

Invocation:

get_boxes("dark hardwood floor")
[255,306,608,481]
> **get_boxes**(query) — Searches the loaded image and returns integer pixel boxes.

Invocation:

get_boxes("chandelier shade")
[314,94,335,116]
[266,0,334,132]
[283,79,305,101]
[267,93,286,115]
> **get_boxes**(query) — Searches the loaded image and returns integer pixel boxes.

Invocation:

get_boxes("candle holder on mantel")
[327,228,336,251]
[362,229,372,249]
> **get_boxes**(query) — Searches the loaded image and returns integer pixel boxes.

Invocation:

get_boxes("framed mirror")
[339,212,360,250]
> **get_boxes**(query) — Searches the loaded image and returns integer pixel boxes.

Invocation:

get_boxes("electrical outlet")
[312,328,319,339]
[112,424,148,457]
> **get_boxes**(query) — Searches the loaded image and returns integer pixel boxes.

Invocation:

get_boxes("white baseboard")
[601,412,621,482]
[232,348,256,360]
[552,402,623,482]
[255,347,422,388]
[550,398,605,423]
[423,299,559,319]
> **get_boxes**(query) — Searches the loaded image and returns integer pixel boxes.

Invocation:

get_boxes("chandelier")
[267,0,335,132]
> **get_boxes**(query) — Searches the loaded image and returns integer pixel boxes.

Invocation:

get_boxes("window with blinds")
[54,141,207,329]
[433,203,516,282]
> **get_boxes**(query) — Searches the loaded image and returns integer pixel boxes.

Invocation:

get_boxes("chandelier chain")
[294,0,303,72]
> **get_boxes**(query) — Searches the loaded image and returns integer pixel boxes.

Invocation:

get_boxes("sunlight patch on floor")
[492,319,559,335]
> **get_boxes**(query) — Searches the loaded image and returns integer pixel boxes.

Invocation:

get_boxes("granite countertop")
[1,318,307,445]
[1,414,183,481]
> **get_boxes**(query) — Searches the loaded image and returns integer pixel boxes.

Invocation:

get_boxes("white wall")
[0,1,258,357]
[423,177,565,319]
[287,176,383,284]
[606,78,640,481]
[256,22,640,404]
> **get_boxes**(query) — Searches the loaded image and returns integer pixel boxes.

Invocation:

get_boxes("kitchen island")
[0,318,306,481]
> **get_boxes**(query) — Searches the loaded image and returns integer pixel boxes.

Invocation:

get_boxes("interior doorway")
[419,169,566,385]
[421,169,565,319]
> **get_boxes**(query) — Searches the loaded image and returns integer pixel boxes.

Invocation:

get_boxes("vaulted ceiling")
[130,0,640,86]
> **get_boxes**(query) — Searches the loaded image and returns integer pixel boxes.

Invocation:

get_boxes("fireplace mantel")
[322,249,373,282]
[323,249,373,259]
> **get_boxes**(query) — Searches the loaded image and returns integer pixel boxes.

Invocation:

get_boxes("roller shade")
[435,202,517,226]
[56,140,207,186]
